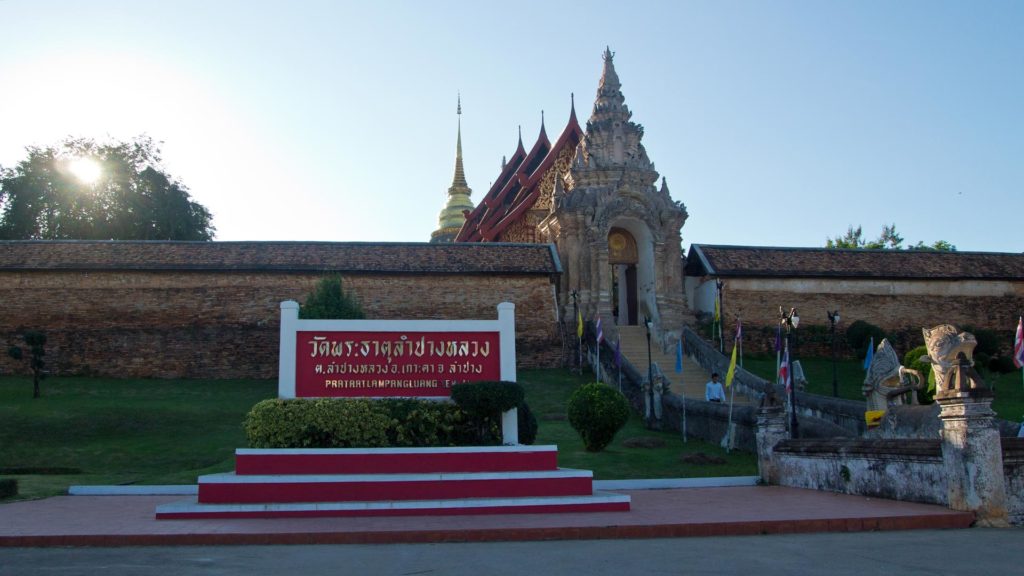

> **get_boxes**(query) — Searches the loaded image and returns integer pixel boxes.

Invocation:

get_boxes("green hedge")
[244,398,391,448]
[0,478,17,499]
[244,394,536,448]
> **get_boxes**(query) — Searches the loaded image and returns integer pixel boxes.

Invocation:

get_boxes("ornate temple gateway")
[436,48,689,338]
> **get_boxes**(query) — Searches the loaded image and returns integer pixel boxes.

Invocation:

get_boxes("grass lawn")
[740,355,1024,424]
[519,369,757,479]
[0,377,277,500]
[0,370,756,501]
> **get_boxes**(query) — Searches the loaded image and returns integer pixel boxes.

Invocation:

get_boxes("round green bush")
[567,383,630,452]
[846,320,886,360]
[903,345,935,404]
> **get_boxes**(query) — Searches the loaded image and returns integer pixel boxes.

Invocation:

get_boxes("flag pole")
[681,388,687,443]
[727,378,735,453]
[738,317,743,368]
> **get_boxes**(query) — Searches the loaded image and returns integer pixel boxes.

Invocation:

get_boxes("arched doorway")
[608,227,639,326]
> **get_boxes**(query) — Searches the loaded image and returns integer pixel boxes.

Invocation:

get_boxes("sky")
[1,0,1021,253]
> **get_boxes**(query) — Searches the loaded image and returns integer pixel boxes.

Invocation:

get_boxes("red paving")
[0,486,974,547]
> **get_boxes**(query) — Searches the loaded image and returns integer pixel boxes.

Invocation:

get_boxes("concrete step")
[612,326,753,405]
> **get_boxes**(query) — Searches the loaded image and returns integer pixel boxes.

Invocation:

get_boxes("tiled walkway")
[0,485,973,547]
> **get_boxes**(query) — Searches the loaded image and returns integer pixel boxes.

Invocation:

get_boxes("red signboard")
[295,331,502,398]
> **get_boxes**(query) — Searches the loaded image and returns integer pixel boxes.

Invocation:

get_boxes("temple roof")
[456,105,583,242]
[0,240,562,275]
[685,244,1024,281]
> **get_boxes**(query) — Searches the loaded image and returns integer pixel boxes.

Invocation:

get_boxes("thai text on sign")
[277,301,516,399]
[295,331,501,397]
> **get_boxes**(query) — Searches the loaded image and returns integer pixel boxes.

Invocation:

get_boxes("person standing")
[705,372,725,403]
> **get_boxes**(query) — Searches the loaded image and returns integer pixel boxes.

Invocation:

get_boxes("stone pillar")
[937,389,1010,527]
[756,405,788,485]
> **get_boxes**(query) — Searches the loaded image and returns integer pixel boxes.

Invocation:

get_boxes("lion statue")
[921,324,984,396]
[863,338,924,413]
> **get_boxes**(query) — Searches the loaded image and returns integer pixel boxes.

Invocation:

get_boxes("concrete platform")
[0,484,974,547]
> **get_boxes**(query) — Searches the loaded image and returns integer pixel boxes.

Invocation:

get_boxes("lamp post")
[780,306,800,438]
[644,315,653,428]
[828,310,840,398]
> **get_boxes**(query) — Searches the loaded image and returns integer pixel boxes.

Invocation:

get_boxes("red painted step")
[234,446,559,476]
[197,470,594,504]
[157,492,631,519]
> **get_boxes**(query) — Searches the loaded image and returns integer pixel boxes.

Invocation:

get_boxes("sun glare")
[68,157,102,184]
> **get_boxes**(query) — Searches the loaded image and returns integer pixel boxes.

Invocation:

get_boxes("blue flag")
[675,339,683,373]
[863,336,874,371]
[614,338,621,368]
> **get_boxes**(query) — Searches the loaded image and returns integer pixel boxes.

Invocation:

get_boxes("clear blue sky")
[1,0,1021,252]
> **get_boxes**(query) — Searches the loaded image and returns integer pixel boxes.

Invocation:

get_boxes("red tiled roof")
[0,241,562,275]
[685,244,1024,280]
[457,110,583,242]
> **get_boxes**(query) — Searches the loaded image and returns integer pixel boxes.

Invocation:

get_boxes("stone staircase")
[613,325,754,406]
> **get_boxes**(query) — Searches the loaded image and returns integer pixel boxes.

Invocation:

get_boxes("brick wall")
[700,280,1024,358]
[0,270,561,378]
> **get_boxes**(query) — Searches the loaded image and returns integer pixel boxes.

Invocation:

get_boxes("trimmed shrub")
[0,478,17,499]
[451,381,525,445]
[380,399,467,447]
[567,383,630,452]
[517,400,538,445]
[846,320,886,360]
[244,398,390,448]
[451,381,524,415]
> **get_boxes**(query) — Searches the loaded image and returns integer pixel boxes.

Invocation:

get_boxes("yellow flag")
[725,340,738,388]
[713,295,720,322]
[576,309,583,338]
[865,410,885,428]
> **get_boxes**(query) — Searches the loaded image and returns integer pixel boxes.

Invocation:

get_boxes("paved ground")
[0,485,973,547]
[1,529,1022,576]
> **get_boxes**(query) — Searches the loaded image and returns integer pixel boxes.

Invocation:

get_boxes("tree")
[909,239,958,251]
[0,136,214,240]
[825,225,866,249]
[8,331,47,398]
[299,276,365,319]
[826,224,954,251]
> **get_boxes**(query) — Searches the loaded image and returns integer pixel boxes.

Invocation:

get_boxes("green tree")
[299,276,365,319]
[908,239,957,251]
[0,136,214,240]
[825,225,866,249]
[826,224,954,251]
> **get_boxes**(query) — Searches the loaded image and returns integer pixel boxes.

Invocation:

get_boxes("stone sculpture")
[863,338,924,413]
[921,324,984,396]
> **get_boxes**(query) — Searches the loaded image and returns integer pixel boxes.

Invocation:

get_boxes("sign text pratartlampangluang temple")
[277,301,516,399]
[296,330,501,397]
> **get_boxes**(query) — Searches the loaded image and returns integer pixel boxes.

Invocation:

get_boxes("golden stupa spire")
[430,93,475,243]
[452,93,468,189]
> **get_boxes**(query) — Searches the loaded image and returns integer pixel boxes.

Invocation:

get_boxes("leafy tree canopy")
[0,136,214,240]
[826,224,955,251]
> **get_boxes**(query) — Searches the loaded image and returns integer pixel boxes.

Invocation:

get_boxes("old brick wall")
[698,279,1024,358]
[0,270,560,378]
